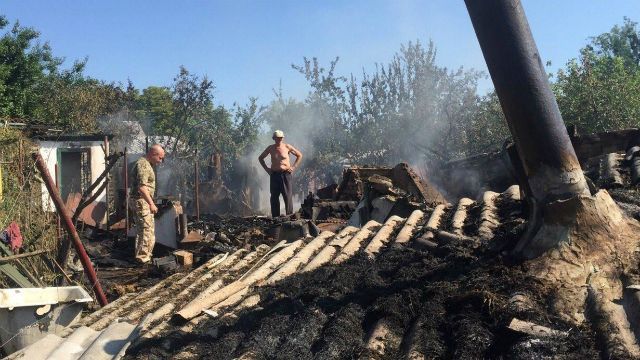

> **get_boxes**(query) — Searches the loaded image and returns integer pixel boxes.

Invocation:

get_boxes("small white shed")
[35,135,112,227]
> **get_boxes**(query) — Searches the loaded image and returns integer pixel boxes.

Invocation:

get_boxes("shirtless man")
[258,130,303,217]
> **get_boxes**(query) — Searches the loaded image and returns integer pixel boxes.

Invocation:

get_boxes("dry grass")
[0,128,61,287]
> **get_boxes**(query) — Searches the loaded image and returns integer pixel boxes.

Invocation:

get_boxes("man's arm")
[139,185,158,214]
[287,145,303,172]
[258,146,272,174]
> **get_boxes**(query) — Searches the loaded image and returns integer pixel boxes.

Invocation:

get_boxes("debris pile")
[8,141,640,359]
[303,163,447,229]
[116,185,599,359]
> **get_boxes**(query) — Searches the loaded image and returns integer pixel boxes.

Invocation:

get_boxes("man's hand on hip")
[150,203,159,214]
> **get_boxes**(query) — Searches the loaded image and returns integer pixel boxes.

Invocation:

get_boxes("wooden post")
[195,148,200,221]
[124,147,129,235]
[104,136,110,231]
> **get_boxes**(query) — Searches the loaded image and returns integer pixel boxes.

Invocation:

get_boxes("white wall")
[38,140,107,213]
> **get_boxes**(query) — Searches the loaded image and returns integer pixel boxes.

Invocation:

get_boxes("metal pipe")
[104,136,110,231]
[124,147,129,235]
[33,153,109,306]
[195,148,200,221]
[464,0,589,202]
[54,164,62,247]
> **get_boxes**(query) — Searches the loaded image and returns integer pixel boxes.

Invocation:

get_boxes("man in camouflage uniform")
[130,144,165,264]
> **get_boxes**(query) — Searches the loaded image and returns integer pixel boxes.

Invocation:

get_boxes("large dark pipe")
[33,153,109,306]
[464,0,589,202]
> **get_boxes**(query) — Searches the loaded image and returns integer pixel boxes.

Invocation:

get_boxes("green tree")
[34,75,131,131]
[0,15,133,132]
[138,85,174,134]
[466,91,510,154]
[0,16,62,119]
[587,17,640,68]
[554,19,640,133]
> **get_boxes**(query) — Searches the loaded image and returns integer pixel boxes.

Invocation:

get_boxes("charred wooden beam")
[572,128,640,162]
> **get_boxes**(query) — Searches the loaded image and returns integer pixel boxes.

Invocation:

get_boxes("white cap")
[273,130,284,138]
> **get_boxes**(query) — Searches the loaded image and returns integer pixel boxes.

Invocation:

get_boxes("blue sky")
[3,1,639,108]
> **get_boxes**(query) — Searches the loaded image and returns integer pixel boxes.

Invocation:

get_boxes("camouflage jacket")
[130,156,156,198]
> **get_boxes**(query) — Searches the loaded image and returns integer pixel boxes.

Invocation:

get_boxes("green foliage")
[137,86,174,133]
[466,91,510,154]
[587,17,640,68]
[554,18,640,133]
[0,15,132,132]
[0,16,61,118]
[34,75,132,131]
[133,66,264,186]
[271,41,494,189]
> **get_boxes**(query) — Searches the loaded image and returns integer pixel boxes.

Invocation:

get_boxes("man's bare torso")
[268,143,292,171]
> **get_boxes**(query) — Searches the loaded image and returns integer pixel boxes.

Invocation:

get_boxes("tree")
[588,17,640,69]
[554,18,640,133]
[0,16,61,119]
[158,66,216,154]
[466,91,510,154]
[137,85,174,134]
[0,15,134,132]
[278,41,488,190]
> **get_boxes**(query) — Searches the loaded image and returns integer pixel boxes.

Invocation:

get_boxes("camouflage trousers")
[131,198,155,263]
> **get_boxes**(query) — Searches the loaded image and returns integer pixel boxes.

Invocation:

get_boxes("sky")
[2,1,639,108]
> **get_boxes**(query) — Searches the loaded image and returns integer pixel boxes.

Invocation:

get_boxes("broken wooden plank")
[0,249,49,263]
[507,318,567,338]
[0,241,34,287]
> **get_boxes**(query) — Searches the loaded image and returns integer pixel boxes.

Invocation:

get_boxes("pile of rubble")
[302,163,447,226]
[111,185,596,359]
[9,151,640,359]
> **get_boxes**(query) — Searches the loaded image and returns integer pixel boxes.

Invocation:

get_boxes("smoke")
[239,92,347,215]
[97,111,193,203]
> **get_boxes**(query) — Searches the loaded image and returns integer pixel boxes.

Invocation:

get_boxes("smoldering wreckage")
[4,3,640,360]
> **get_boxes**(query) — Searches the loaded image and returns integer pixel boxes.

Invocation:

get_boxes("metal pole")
[124,147,129,235]
[54,164,62,245]
[464,0,589,202]
[33,153,109,306]
[195,148,200,221]
[104,136,110,231]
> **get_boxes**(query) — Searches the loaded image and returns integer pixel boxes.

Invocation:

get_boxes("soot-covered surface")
[129,234,599,359]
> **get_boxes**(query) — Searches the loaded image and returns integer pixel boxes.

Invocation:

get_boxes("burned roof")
[10,149,640,359]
